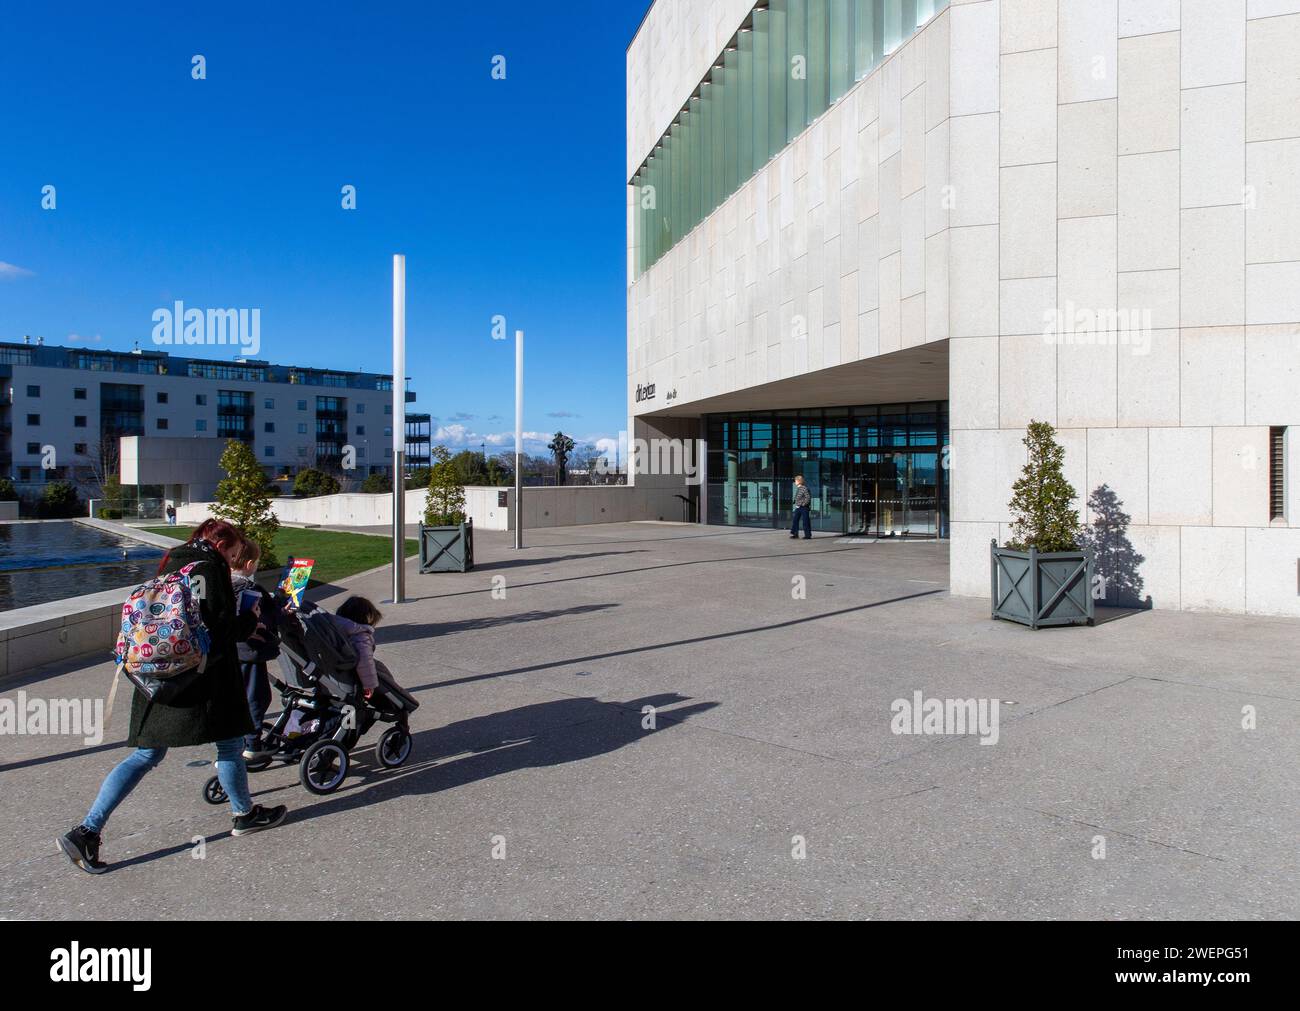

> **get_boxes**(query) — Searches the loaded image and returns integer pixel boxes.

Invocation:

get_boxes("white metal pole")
[392,254,406,602]
[514,329,523,550]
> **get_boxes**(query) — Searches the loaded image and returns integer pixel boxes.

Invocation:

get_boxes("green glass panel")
[807,0,829,117]
[884,0,903,55]
[787,0,807,137]
[717,63,728,210]
[753,11,770,174]
[700,82,714,217]
[724,46,741,195]
[689,96,702,227]
[769,0,788,158]
[738,28,755,183]
[829,0,851,100]
[853,0,873,79]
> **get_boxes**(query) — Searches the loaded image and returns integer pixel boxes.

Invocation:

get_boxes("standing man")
[790,475,812,540]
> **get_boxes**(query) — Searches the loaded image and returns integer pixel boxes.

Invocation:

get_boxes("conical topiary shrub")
[990,420,1094,629]
[1005,420,1080,552]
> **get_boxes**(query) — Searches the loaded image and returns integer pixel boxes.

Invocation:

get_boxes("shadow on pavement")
[404,588,946,693]
[470,549,651,571]
[112,693,717,866]
[379,603,620,642]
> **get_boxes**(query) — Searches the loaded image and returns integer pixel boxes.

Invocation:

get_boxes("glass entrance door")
[843,451,939,538]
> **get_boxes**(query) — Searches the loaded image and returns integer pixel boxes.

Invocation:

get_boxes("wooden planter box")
[990,539,1094,629]
[419,519,474,573]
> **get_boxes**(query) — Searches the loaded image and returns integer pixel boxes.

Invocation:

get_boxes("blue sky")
[0,0,648,457]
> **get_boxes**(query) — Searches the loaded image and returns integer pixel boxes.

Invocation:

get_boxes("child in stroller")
[202,594,418,802]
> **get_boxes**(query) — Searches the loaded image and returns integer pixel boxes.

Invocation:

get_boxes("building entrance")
[705,403,948,538]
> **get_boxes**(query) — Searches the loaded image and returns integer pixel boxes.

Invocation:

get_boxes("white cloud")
[0,262,34,281]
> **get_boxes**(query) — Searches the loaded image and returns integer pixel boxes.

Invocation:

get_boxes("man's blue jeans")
[790,505,811,538]
[84,737,252,832]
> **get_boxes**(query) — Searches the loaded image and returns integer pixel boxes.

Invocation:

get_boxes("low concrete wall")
[0,502,18,521]
[0,586,125,683]
[0,521,177,682]
[176,484,691,531]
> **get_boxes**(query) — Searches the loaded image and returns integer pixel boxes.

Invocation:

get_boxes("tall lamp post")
[391,254,406,603]
[514,329,523,550]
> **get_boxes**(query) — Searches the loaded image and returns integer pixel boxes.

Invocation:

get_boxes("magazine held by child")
[279,558,314,608]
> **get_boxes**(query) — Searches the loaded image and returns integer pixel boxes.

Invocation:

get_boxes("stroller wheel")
[202,775,227,806]
[299,739,349,795]
[376,727,413,768]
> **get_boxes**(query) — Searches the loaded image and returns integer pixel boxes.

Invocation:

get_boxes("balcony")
[315,408,348,421]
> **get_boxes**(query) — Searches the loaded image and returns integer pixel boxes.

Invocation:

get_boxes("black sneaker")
[231,804,288,836]
[58,825,108,874]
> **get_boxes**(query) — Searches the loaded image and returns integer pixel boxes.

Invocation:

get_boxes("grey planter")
[419,519,474,573]
[990,539,1095,629]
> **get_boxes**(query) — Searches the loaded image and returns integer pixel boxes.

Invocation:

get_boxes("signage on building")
[635,382,656,403]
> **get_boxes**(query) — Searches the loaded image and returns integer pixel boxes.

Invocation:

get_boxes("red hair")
[187,518,243,553]
[159,518,244,575]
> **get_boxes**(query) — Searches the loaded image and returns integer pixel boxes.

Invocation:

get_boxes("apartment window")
[74,388,87,399]
[157,391,168,404]
[26,413,39,425]
[26,384,40,397]
[75,416,87,427]
[384,404,392,415]
[1270,427,1286,520]
[196,394,207,406]
[196,419,207,432]
[297,422,307,434]
[74,443,87,455]
[264,421,275,433]
[297,400,307,411]
[357,446,366,459]
[26,442,40,454]
[356,403,365,414]
[157,418,169,430]
[265,398,274,409]
[265,446,275,458]
[356,425,365,435]
[384,427,392,437]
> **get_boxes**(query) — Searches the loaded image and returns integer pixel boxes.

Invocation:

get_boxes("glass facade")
[632,0,948,277]
[706,403,949,537]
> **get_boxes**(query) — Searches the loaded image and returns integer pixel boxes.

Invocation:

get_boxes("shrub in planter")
[362,473,392,494]
[419,446,473,572]
[99,507,124,519]
[0,478,19,502]
[991,421,1094,628]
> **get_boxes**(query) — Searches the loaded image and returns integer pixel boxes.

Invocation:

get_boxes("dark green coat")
[127,541,257,749]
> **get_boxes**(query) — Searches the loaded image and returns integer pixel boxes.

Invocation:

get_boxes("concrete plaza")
[1,521,1296,919]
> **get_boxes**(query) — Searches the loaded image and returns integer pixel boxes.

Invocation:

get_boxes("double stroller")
[203,600,419,802]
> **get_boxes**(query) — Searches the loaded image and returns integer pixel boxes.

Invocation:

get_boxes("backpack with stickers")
[114,561,212,704]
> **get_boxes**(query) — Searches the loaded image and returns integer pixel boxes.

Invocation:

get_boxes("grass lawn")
[142,526,418,587]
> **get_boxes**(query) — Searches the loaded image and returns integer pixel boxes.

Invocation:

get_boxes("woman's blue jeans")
[84,737,252,832]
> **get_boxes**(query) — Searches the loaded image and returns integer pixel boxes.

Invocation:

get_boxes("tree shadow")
[377,603,620,642]
[1079,484,1152,610]
[470,549,651,572]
